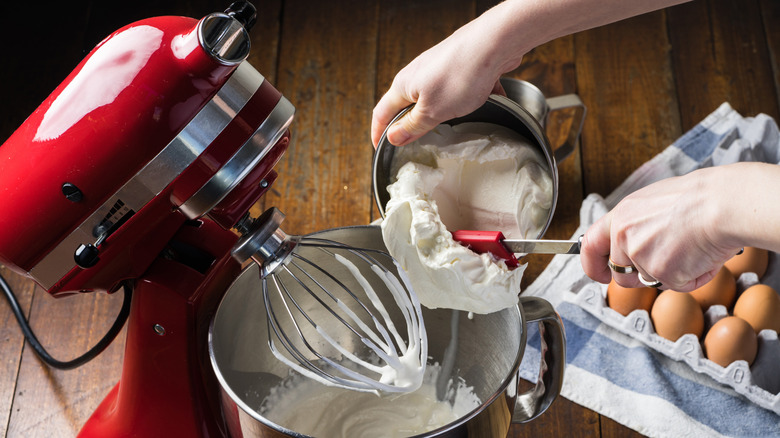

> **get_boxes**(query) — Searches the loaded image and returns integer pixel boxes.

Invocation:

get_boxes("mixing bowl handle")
[513,296,566,423]
[547,94,587,164]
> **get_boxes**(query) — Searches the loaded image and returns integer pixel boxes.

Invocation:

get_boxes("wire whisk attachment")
[231,208,427,393]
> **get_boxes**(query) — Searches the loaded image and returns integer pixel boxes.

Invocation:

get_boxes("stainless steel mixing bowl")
[209,225,565,437]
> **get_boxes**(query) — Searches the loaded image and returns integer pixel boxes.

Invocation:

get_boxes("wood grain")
[0,268,35,437]
[668,0,780,127]
[761,0,780,104]
[265,0,379,234]
[8,291,126,437]
[508,395,601,437]
[577,9,683,198]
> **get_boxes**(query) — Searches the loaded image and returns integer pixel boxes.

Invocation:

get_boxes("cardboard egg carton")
[572,272,780,415]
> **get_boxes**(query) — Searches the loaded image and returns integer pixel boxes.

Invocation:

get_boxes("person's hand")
[580,166,742,292]
[370,7,527,148]
[370,33,508,147]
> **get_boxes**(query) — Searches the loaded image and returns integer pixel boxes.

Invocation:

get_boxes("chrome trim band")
[178,96,294,219]
[30,61,264,290]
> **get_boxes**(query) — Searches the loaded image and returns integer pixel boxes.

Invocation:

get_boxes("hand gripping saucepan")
[231,207,427,393]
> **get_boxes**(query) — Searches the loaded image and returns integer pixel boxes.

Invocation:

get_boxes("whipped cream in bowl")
[374,104,557,314]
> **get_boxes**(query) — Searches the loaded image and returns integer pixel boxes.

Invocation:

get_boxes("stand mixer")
[0,2,298,436]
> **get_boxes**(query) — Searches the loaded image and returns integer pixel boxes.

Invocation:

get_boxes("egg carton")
[571,273,780,416]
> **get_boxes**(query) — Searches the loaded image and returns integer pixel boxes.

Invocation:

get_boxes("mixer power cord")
[0,273,132,370]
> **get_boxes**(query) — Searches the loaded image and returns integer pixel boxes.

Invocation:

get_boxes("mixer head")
[0,2,294,296]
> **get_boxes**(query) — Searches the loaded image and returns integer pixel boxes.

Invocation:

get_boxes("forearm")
[371,0,692,147]
[474,0,691,75]
[709,162,780,252]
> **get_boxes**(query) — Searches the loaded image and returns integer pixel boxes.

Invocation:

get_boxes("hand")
[370,33,509,148]
[580,166,741,292]
[370,3,531,148]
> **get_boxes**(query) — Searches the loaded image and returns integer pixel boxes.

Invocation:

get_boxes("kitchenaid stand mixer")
[0,2,298,436]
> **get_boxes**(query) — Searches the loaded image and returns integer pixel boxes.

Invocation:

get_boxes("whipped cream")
[260,363,481,437]
[381,122,553,314]
[271,253,426,394]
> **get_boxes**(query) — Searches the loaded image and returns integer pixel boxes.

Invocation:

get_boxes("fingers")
[371,90,415,148]
[581,206,721,292]
[581,210,660,289]
[491,78,506,97]
[371,88,452,147]
[580,213,613,284]
[666,267,718,293]
[385,103,442,146]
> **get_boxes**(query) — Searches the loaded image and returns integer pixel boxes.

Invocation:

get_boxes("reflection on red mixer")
[0,2,293,436]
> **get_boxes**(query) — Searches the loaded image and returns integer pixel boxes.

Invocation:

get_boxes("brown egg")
[650,290,704,342]
[687,266,736,310]
[724,247,769,279]
[733,284,780,334]
[607,279,658,317]
[703,316,758,367]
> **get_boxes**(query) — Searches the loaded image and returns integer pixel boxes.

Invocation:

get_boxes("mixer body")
[0,3,294,436]
[0,4,292,297]
[81,219,242,437]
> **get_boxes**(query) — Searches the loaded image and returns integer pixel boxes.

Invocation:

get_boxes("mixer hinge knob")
[74,243,100,269]
[225,1,257,30]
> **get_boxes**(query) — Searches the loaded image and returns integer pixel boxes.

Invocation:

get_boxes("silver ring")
[608,259,636,274]
[638,272,662,288]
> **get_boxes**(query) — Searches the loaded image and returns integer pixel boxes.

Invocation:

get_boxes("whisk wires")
[262,238,427,393]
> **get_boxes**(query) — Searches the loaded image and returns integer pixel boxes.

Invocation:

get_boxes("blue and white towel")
[519,103,780,437]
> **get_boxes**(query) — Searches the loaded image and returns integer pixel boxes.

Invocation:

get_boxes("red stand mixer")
[0,2,294,436]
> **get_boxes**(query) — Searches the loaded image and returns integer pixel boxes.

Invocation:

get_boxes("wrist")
[473,0,552,74]
[708,162,780,250]
[699,166,740,250]
[475,0,693,75]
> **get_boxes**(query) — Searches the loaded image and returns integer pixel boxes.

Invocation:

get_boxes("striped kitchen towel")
[520,102,780,437]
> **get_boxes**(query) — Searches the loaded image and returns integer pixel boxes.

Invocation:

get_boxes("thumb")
[386,105,439,146]
[581,212,614,284]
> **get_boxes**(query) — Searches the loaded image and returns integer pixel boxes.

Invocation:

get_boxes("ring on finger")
[607,259,636,275]
[638,272,663,288]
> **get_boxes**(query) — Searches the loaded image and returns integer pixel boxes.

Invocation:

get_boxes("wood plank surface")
[762,0,780,102]
[0,0,777,437]
[668,0,780,127]
[577,8,683,198]
[0,268,35,436]
[263,0,379,233]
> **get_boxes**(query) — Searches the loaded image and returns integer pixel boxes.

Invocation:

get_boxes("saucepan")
[372,78,586,240]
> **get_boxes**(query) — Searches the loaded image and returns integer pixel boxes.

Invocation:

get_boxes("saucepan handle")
[547,94,586,164]
[512,296,566,423]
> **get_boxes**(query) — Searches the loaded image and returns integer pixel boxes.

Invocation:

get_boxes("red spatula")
[452,230,582,268]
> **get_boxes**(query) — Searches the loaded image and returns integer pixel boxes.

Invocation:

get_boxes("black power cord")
[0,273,133,370]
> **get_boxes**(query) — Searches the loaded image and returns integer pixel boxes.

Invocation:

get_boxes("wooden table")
[0,0,777,436]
